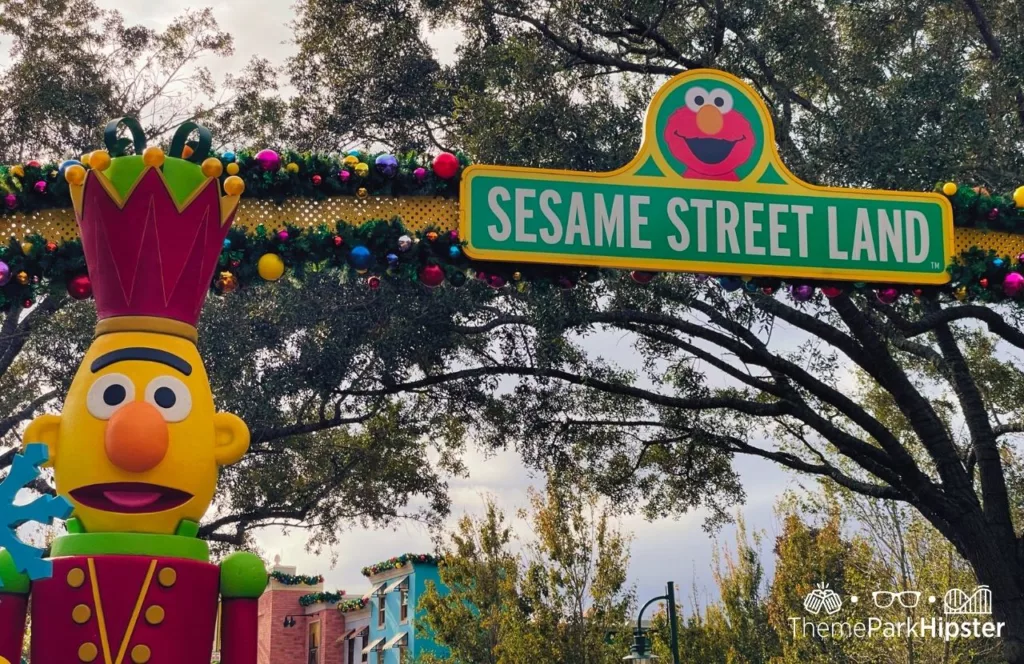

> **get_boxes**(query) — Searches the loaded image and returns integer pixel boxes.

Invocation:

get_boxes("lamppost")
[623,581,679,664]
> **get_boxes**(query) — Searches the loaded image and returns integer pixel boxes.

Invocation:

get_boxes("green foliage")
[416,485,634,664]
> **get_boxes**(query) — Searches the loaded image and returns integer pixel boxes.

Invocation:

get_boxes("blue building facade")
[361,558,448,663]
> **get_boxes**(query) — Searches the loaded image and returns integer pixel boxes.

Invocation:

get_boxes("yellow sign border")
[459,69,954,285]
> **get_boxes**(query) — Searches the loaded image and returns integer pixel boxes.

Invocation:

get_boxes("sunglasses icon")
[872,591,921,608]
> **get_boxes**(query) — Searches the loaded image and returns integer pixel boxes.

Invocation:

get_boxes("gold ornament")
[64,164,86,186]
[513,271,522,281]
[20,242,33,256]
[1014,186,1024,209]
[223,176,245,196]
[16,271,28,285]
[201,157,223,178]
[226,162,240,176]
[143,147,165,168]
[354,162,369,177]
[343,155,359,167]
[80,152,92,166]
[356,187,368,199]
[88,151,111,172]
[286,162,300,173]
[10,165,24,178]
[954,286,968,301]
[257,253,285,281]
[517,282,527,293]
[217,271,239,294]
[426,231,438,241]
[941,181,957,196]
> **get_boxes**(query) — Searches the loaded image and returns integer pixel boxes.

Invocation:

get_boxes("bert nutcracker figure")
[0,119,266,664]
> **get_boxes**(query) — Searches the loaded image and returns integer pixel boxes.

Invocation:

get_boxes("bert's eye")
[144,376,192,423]
[708,88,734,113]
[684,86,711,112]
[87,373,135,420]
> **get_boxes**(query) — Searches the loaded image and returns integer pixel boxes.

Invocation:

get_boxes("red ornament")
[821,286,843,298]
[230,259,241,268]
[312,174,322,186]
[912,288,924,297]
[368,276,381,289]
[66,274,92,300]
[45,241,57,252]
[761,286,775,295]
[333,235,343,247]
[420,264,445,288]
[988,208,1000,220]
[980,277,989,288]
[432,152,460,179]
[488,274,507,289]
[22,299,32,309]
[25,160,40,168]
[630,271,655,285]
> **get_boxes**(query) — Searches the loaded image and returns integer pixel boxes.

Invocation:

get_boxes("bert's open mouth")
[70,483,192,514]
[676,133,746,165]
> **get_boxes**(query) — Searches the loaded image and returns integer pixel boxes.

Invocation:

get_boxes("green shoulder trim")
[51,532,209,561]
[0,550,30,594]
[220,551,267,599]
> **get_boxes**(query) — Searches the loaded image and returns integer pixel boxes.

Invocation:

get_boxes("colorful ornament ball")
[375,154,399,178]
[256,149,281,172]
[349,246,373,271]
[0,262,10,286]
[631,271,655,285]
[413,167,427,182]
[420,265,445,288]
[432,152,460,179]
[1004,272,1024,297]
[258,253,286,281]
[65,274,92,300]
[790,284,814,302]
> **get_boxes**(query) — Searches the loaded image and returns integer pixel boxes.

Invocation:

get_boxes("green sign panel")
[460,69,953,284]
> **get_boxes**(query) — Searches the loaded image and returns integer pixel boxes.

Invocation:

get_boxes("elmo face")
[664,87,755,180]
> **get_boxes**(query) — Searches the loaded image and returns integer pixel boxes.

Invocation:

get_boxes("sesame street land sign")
[459,69,953,284]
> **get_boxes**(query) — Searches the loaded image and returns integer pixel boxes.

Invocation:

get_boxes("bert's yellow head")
[25,330,249,535]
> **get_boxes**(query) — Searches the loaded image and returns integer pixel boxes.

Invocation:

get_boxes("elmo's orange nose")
[696,105,724,135]
[105,401,169,473]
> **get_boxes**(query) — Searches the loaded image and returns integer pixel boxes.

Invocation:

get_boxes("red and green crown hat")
[65,118,245,343]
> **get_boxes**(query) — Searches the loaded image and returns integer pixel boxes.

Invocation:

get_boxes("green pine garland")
[270,571,324,586]
[299,590,347,607]
[361,553,441,577]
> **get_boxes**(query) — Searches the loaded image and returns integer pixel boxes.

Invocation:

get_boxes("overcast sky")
[91,0,796,610]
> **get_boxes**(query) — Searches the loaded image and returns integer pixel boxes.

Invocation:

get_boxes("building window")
[378,597,386,627]
[347,637,355,664]
[307,621,320,664]
[400,586,409,622]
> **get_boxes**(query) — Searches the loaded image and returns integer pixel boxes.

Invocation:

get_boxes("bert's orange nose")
[105,401,169,473]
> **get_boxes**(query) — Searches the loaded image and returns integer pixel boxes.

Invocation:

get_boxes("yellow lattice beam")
[2,196,1021,262]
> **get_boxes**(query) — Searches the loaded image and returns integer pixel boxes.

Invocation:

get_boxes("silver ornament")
[398,235,413,252]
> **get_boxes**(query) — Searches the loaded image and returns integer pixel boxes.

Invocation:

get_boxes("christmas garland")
[3,175,1024,310]
[270,571,324,586]
[361,553,441,577]
[298,590,346,607]
[337,597,369,613]
[0,148,468,216]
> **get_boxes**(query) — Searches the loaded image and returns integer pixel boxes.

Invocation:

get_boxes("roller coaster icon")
[943,586,993,616]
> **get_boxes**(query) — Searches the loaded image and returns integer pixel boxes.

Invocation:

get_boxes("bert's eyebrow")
[90,348,193,376]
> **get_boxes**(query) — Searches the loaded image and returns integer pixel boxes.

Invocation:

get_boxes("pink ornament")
[33,180,46,194]
[791,285,814,302]
[432,152,460,179]
[449,230,459,241]
[488,274,507,289]
[821,286,843,298]
[876,287,899,304]
[256,149,281,172]
[1018,253,1024,265]
[988,208,1000,220]
[420,264,445,288]
[339,169,351,183]
[4,194,16,209]
[413,167,427,182]
[277,229,289,241]
[1003,271,1024,297]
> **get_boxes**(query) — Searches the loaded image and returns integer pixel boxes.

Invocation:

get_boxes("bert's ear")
[24,414,62,467]
[213,412,249,466]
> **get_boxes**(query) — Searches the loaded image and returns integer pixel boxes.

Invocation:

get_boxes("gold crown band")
[94,316,199,344]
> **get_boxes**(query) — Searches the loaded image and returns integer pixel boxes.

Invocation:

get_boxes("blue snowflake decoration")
[0,444,73,584]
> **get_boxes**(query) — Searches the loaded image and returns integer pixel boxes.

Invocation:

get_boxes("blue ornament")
[223,238,232,250]
[223,151,236,163]
[347,149,361,157]
[349,245,373,270]
[994,258,1005,268]
[0,444,73,584]
[743,280,758,293]
[58,159,81,177]
[386,253,399,266]
[718,276,742,292]
[449,246,461,259]
[375,154,399,178]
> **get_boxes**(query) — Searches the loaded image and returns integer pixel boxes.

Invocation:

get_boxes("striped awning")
[383,575,410,594]
[361,637,385,654]
[362,581,386,599]
[383,632,409,650]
